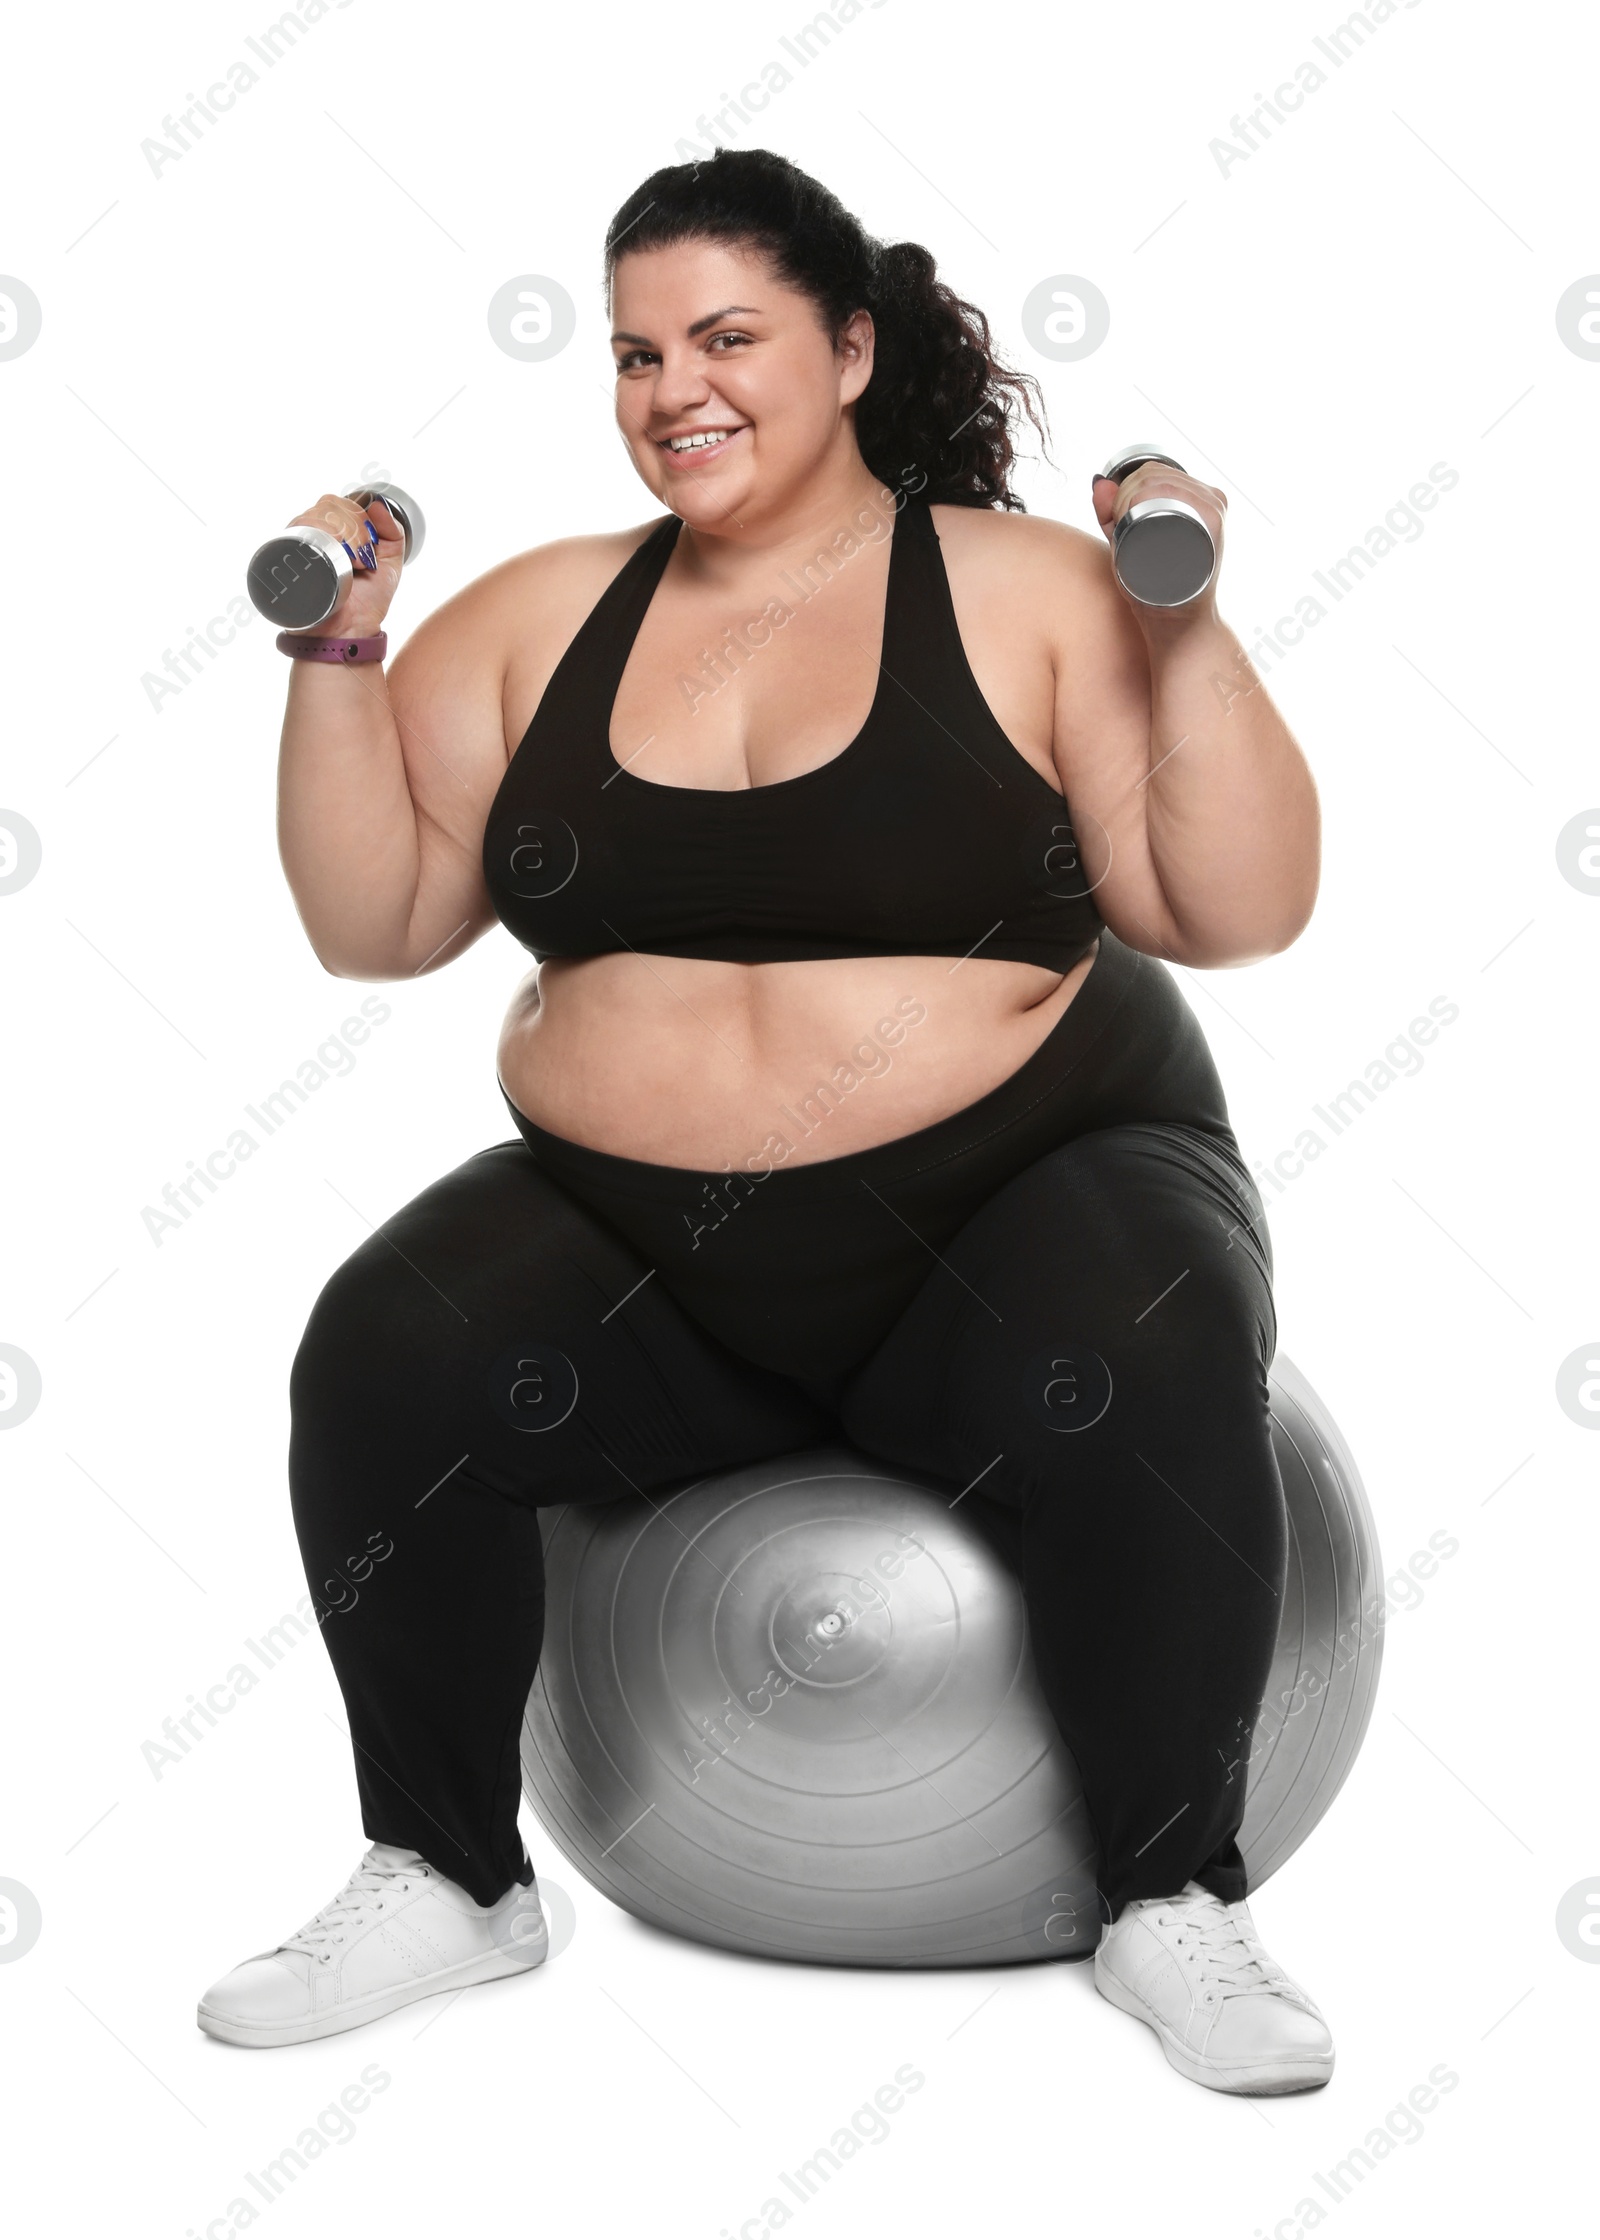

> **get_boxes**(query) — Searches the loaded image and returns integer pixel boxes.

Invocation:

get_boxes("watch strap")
[276,630,388,665]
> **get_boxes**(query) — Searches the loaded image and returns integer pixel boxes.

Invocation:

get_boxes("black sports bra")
[482,493,1104,973]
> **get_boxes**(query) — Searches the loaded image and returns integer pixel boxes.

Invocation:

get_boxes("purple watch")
[276,631,388,665]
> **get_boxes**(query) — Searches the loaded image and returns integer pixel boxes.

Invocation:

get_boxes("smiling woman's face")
[608,237,875,529]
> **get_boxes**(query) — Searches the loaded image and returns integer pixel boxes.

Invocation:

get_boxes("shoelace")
[280,1849,431,1961]
[1154,1891,1300,2002]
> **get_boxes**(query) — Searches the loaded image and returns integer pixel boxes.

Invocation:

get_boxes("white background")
[1,0,1593,2231]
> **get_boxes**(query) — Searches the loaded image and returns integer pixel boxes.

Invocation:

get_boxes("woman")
[197,149,1327,2096]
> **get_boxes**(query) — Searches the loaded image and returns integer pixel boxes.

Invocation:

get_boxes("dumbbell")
[1100,443,1218,608]
[245,481,426,631]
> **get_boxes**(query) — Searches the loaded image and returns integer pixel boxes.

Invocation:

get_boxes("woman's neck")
[669,449,895,586]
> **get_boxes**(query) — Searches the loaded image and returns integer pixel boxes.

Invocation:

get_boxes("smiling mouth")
[657,426,745,453]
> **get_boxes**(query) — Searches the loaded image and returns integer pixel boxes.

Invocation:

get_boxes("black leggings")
[288,930,1285,1923]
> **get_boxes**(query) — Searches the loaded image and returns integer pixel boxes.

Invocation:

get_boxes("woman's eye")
[614,332,751,371]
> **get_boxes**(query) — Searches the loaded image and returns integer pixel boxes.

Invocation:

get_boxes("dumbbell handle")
[1101,443,1217,610]
[245,480,425,632]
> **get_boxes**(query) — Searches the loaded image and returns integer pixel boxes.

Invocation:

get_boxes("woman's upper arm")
[383,564,523,975]
[1043,523,1191,962]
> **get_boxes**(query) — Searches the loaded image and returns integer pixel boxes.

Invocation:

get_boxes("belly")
[496,943,1101,1168]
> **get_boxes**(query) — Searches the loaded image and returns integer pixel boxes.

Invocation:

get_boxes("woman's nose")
[646,349,715,419]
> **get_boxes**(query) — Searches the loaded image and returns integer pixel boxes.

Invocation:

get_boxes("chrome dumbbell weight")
[244,480,426,631]
[1100,443,1218,609]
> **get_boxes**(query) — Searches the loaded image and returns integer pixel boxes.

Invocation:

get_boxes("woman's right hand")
[285,490,408,637]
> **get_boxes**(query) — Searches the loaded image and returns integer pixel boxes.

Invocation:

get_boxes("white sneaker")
[197,1841,550,2048]
[1094,1880,1333,2094]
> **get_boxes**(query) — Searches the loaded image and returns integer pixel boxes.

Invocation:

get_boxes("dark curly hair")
[602,147,1051,511]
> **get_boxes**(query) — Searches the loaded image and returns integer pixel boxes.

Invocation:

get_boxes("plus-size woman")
[198,150,1328,2094]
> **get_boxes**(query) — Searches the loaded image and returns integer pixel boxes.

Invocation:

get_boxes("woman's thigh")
[837,1122,1286,1910]
[838,1119,1279,1526]
[288,1139,835,1518]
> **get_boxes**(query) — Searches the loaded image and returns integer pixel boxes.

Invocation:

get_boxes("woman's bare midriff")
[496,940,1100,1169]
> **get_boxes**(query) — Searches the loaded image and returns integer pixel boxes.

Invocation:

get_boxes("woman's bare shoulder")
[928,499,1133,658]
[927,499,1106,583]
[394,515,670,671]
[929,495,1124,616]
[492,516,669,601]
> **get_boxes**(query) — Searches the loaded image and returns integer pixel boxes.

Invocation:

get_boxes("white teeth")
[666,429,736,451]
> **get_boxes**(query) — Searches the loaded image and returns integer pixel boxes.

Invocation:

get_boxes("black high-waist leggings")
[288,930,1286,1925]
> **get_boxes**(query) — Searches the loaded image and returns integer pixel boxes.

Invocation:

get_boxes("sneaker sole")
[1094,1960,1333,2095]
[197,1935,548,2050]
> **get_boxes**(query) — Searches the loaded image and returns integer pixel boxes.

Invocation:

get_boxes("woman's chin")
[662,474,756,525]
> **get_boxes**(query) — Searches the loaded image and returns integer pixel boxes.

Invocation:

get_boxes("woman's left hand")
[1091,463,1228,630]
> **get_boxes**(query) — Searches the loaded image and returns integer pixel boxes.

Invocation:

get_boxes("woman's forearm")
[276,659,422,979]
[1138,609,1321,966]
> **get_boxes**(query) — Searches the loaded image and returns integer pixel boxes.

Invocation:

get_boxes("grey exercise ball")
[520,1352,1381,1967]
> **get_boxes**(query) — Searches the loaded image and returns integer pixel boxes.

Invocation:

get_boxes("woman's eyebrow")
[610,305,762,346]
[686,303,760,336]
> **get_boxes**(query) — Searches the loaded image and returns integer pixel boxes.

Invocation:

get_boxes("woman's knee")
[934,1128,1270,1355]
[288,1228,472,1459]
[288,1149,545,1445]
